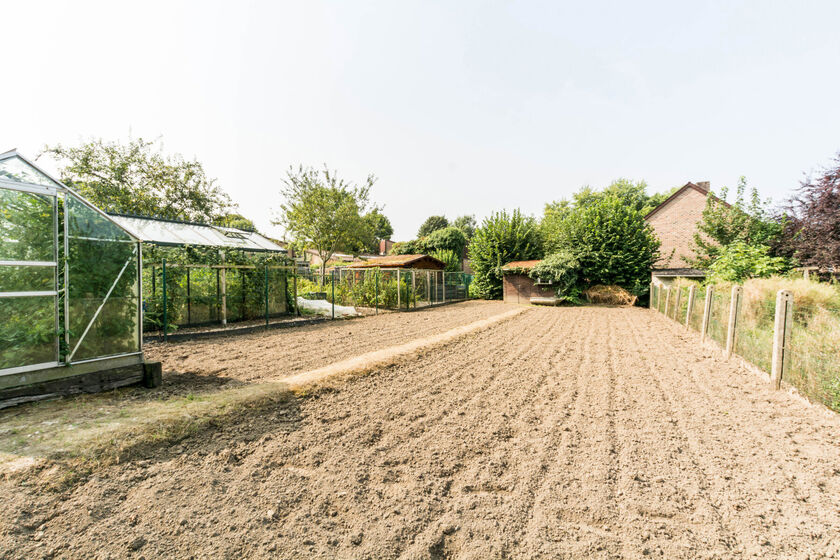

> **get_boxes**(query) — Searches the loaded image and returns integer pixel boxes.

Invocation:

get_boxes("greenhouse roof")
[0,149,65,190]
[108,214,287,253]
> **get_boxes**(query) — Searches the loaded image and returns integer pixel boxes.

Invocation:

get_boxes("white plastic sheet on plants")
[296,297,360,318]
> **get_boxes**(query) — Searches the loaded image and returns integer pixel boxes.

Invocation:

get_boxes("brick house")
[644,181,723,285]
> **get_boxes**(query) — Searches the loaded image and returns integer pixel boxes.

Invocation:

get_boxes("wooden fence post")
[725,285,741,358]
[701,285,714,342]
[770,290,794,390]
[649,282,654,309]
[664,287,671,317]
[672,287,682,321]
[685,285,696,329]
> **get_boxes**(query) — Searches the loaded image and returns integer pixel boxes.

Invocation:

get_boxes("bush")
[430,249,461,272]
[707,242,791,283]
[543,196,658,296]
[469,209,542,300]
[426,227,467,258]
[529,251,581,303]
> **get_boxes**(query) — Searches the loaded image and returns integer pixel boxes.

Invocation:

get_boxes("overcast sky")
[3,1,839,240]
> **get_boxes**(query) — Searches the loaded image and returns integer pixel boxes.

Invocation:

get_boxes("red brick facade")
[645,183,711,269]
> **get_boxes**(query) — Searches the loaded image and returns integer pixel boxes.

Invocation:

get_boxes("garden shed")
[502,260,558,305]
[0,150,155,407]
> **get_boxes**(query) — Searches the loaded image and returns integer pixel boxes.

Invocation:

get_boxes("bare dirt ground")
[3,305,840,559]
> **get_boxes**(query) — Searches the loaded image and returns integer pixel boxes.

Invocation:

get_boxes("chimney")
[696,181,710,192]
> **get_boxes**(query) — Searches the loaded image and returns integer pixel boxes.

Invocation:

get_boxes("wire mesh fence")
[143,264,473,336]
[651,280,840,413]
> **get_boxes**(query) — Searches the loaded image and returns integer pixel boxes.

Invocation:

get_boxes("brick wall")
[646,186,708,268]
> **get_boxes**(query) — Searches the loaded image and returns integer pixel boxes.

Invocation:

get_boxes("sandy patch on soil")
[2,306,840,559]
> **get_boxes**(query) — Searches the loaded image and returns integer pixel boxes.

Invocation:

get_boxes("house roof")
[644,182,728,220]
[501,260,542,271]
[345,254,445,269]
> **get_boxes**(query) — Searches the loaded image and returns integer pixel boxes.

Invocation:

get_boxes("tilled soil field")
[145,300,511,386]
[3,306,840,559]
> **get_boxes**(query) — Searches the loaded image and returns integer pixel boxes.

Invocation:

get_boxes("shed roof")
[501,260,542,271]
[346,254,445,269]
[108,214,287,252]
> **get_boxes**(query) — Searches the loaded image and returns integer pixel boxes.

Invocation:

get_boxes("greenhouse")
[106,214,292,337]
[0,150,149,404]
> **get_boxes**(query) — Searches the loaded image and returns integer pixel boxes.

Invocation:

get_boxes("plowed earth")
[3,306,840,559]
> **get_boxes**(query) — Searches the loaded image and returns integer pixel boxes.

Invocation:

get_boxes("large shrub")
[528,251,581,303]
[469,209,542,299]
[426,226,467,258]
[543,196,659,295]
[706,241,791,283]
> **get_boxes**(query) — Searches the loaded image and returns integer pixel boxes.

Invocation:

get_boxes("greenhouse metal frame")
[0,150,144,381]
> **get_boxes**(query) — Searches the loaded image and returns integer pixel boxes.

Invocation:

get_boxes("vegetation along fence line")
[143,262,473,339]
[649,280,840,413]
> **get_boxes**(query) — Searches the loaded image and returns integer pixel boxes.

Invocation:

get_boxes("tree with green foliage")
[426,226,467,258]
[469,209,542,299]
[358,209,394,254]
[43,137,233,222]
[430,249,461,272]
[417,215,449,238]
[691,177,785,269]
[543,196,659,295]
[451,215,477,240]
[213,213,256,231]
[275,165,377,278]
[706,241,790,283]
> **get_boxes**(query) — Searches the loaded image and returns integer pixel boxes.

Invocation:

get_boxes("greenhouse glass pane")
[0,296,56,370]
[0,155,61,188]
[0,187,55,261]
[67,195,139,361]
[0,265,54,292]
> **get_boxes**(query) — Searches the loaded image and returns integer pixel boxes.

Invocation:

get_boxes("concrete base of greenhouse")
[0,356,161,410]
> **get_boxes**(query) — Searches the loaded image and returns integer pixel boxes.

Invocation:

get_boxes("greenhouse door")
[0,184,60,375]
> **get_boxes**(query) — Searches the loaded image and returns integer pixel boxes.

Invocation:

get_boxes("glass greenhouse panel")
[0,265,54,292]
[0,296,56,369]
[0,188,55,262]
[67,195,140,361]
[0,155,61,188]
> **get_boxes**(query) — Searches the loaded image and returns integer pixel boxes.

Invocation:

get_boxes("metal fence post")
[186,267,192,326]
[331,269,335,319]
[427,270,431,306]
[293,269,299,316]
[771,290,794,389]
[220,252,227,326]
[685,285,696,329]
[375,268,379,314]
[396,269,401,310]
[725,285,741,358]
[162,258,168,342]
[442,271,446,304]
[701,285,713,342]
[264,265,269,326]
[412,269,416,309]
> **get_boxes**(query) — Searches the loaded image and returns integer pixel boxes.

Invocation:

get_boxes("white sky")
[3,1,839,240]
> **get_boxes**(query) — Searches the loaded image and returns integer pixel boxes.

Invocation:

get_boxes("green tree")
[357,209,394,253]
[528,251,581,303]
[43,137,233,222]
[430,249,461,272]
[706,241,791,283]
[469,209,542,299]
[275,165,377,278]
[213,213,256,231]
[451,215,477,239]
[543,196,659,294]
[691,177,784,269]
[426,226,468,258]
[417,215,449,237]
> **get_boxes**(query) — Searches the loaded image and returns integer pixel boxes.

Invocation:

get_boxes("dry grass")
[584,285,637,306]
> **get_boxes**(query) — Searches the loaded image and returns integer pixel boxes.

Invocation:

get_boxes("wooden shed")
[346,254,445,270]
[501,260,558,305]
